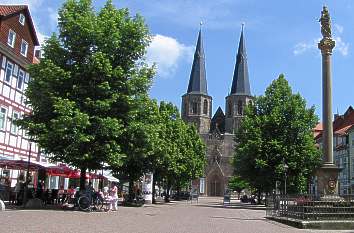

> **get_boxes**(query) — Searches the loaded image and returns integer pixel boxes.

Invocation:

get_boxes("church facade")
[181,27,253,196]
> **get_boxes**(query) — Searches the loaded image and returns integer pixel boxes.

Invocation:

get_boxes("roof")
[210,107,225,133]
[313,122,323,138]
[315,106,354,140]
[230,26,251,95]
[0,5,39,46]
[187,29,208,95]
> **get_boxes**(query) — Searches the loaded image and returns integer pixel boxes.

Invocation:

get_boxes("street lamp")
[23,142,32,206]
[283,161,289,195]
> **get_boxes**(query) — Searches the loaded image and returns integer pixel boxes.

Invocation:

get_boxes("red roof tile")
[0,5,39,46]
[0,5,27,17]
[334,124,354,136]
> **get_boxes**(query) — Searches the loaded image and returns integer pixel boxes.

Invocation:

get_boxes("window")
[11,111,19,134]
[228,103,232,117]
[203,99,208,115]
[0,107,7,130]
[24,73,30,83]
[5,62,13,83]
[20,40,28,57]
[19,13,25,25]
[7,30,16,47]
[17,70,24,90]
[191,102,198,114]
[238,100,243,115]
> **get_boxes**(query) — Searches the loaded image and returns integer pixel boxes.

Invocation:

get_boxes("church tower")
[182,28,212,134]
[225,26,252,133]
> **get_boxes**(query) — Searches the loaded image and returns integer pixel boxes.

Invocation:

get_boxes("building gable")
[0,5,39,65]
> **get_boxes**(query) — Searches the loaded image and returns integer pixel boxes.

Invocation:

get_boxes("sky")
[5,0,354,119]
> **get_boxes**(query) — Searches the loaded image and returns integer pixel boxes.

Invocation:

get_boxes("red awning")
[0,159,44,171]
[68,170,91,179]
[46,164,74,177]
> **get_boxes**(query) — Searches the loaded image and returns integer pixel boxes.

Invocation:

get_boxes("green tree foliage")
[18,0,154,189]
[115,98,160,201]
[228,176,249,198]
[234,74,321,195]
[146,102,206,202]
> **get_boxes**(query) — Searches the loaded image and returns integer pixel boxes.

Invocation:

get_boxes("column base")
[315,163,341,195]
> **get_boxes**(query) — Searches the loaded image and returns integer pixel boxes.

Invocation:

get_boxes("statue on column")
[319,6,331,38]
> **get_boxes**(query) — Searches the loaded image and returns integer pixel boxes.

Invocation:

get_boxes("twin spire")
[186,25,251,96]
[230,25,251,95]
[187,28,208,95]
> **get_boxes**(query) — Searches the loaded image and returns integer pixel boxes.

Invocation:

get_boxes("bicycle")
[77,191,110,211]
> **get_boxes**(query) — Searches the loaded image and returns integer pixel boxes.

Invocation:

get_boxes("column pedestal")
[315,163,341,195]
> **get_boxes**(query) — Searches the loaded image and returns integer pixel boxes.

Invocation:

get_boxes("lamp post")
[23,142,32,206]
[283,162,288,195]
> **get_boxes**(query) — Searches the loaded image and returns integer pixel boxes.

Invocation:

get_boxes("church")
[181,26,253,196]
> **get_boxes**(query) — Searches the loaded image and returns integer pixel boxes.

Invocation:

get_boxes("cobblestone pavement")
[0,197,353,233]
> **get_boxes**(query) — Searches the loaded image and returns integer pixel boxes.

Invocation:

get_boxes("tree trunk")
[128,179,134,202]
[164,181,171,203]
[80,167,87,191]
[257,190,261,205]
[176,184,181,201]
[152,175,156,204]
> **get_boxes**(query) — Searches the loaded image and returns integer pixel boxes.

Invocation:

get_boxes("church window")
[228,102,232,117]
[191,102,198,114]
[238,100,243,115]
[203,99,208,115]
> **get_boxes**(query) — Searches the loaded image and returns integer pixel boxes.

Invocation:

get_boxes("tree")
[143,102,206,202]
[18,0,154,190]
[228,176,249,199]
[164,119,206,201]
[234,74,321,198]
[115,98,159,202]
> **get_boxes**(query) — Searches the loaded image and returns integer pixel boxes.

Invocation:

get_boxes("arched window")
[203,99,208,115]
[191,102,198,114]
[238,100,243,115]
[228,102,232,117]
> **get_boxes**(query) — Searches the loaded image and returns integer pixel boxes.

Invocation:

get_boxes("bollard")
[0,199,5,211]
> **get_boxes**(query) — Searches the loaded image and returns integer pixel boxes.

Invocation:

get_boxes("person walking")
[109,183,118,211]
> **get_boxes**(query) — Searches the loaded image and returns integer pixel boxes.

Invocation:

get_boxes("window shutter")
[2,56,6,69]
[13,64,19,77]
[25,73,30,83]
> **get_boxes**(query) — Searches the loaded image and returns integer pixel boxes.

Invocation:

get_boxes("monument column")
[316,6,341,196]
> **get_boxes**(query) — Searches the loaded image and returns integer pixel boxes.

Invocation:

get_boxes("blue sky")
[6,0,354,119]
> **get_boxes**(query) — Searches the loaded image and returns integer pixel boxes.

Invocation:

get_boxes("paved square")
[0,197,352,233]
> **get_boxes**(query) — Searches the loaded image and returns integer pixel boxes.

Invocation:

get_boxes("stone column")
[316,6,341,196]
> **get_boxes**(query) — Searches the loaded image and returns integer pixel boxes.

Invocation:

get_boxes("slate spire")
[187,28,208,95]
[230,25,251,95]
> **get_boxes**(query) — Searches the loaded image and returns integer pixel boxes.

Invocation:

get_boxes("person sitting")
[36,180,45,200]
[67,186,76,199]
[58,186,66,204]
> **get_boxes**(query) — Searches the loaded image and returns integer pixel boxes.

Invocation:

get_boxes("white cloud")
[334,24,344,34]
[293,23,349,57]
[47,7,58,28]
[36,31,49,47]
[146,34,194,78]
[293,38,320,56]
[1,0,44,10]
[334,36,349,56]
[123,0,252,30]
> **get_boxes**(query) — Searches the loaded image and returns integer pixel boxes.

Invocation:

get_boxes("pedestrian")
[109,183,118,211]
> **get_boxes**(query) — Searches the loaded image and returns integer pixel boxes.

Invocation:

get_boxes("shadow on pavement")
[211,216,266,221]
[195,203,266,211]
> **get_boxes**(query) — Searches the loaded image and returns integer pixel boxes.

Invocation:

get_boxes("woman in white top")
[109,184,118,211]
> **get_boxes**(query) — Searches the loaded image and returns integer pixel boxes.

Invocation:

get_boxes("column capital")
[318,38,335,55]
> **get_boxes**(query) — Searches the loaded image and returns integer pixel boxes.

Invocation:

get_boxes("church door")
[209,176,222,196]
